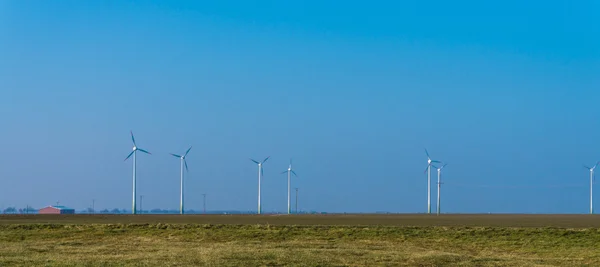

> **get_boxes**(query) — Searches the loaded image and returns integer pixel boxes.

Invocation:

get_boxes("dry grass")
[0,223,599,266]
[2,214,600,227]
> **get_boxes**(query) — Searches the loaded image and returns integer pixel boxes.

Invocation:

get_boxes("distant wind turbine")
[250,157,270,215]
[424,149,440,214]
[584,162,599,214]
[432,163,448,215]
[281,159,298,215]
[124,131,151,215]
[171,146,192,215]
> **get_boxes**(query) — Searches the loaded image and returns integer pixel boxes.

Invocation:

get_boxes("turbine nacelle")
[125,132,151,161]
[251,156,270,166]
[434,163,448,171]
[251,157,269,178]
[584,162,599,172]
[425,149,440,166]
[170,146,192,172]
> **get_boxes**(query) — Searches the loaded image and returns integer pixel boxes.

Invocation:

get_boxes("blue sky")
[0,0,598,213]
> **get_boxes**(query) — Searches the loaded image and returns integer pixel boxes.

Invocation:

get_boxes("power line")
[202,194,207,214]
[140,195,144,214]
[295,188,299,214]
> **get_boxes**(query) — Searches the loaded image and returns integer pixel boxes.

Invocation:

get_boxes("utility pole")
[92,199,95,214]
[140,195,144,214]
[202,194,207,214]
[295,188,299,214]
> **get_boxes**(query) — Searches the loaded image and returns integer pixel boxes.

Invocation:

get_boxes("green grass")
[1,223,599,266]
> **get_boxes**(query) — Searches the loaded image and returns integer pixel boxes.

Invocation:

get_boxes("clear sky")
[0,0,598,213]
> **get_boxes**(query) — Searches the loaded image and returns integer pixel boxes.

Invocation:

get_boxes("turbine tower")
[584,162,598,214]
[433,163,448,215]
[424,149,440,214]
[250,157,269,214]
[171,146,192,215]
[124,131,151,215]
[281,159,298,215]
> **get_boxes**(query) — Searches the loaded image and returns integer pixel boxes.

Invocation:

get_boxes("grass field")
[3,214,600,227]
[1,214,599,266]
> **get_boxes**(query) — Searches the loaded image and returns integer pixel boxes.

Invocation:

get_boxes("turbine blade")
[261,167,264,176]
[431,165,438,169]
[171,153,182,158]
[130,131,136,146]
[137,148,151,155]
[124,151,134,161]
[431,160,441,163]
[184,159,189,172]
[442,163,448,168]
[584,165,591,170]
[281,170,288,174]
[424,166,429,174]
[262,156,270,164]
[425,149,430,158]
[291,170,298,177]
[184,146,192,157]
[250,159,259,164]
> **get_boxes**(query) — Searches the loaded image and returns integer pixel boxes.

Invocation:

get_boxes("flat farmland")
[1,214,599,266]
[1,214,600,227]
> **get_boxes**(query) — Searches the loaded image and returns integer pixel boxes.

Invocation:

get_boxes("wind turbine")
[171,146,192,215]
[250,157,269,215]
[124,131,151,215]
[584,162,598,214]
[432,163,448,215]
[281,159,298,215]
[424,149,440,214]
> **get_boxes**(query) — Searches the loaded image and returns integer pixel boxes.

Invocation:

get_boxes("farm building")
[38,206,75,214]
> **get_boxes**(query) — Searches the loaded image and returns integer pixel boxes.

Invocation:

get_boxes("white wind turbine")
[250,157,270,215]
[424,149,441,214]
[170,146,192,215]
[432,163,448,215]
[584,162,599,214]
[281,159,298,215]
[124,131,151,215]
